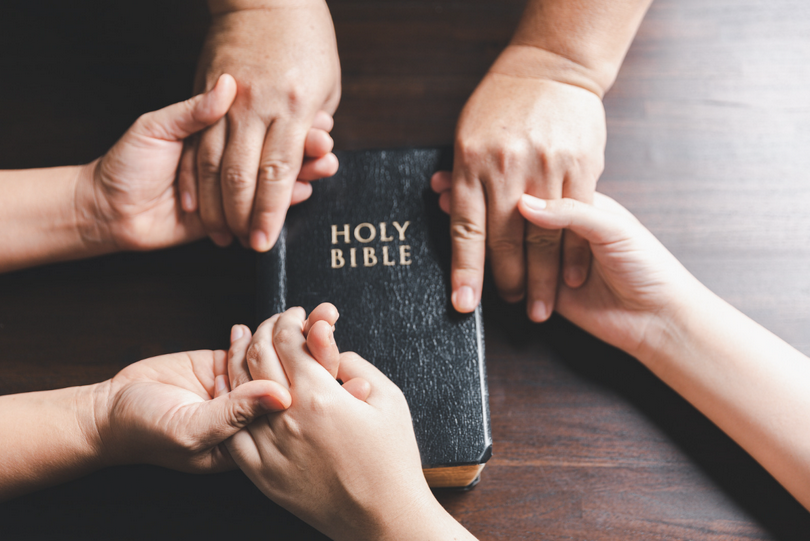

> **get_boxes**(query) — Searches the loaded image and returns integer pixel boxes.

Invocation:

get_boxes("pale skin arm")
[0,306,342,503]
[432,0,652,322]
[518,193,810,510]
[0,349,291,502]
[0,165,103,273]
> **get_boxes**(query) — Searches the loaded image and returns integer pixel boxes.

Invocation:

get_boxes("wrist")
[72,158,119,256]
[372,490,474,541]
[490,44,610,99]
[208,0,325,15]
[634,277,721,372]
[73,381,118,470]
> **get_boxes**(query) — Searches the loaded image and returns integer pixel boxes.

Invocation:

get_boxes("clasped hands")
[91,302,446,541]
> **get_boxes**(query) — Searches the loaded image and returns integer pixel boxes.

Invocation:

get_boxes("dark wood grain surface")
[2,0,810,539]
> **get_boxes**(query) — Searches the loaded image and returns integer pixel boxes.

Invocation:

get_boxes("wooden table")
[2,0,810,538]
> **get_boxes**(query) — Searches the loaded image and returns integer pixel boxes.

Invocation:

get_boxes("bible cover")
[257,148,491,488]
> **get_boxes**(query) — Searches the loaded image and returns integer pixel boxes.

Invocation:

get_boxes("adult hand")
[431,46,606,322]
[518,193,702,359]
[76,74,237,252]
[223,308,472,541]
[96,348,291,473]
[180,0,341,251]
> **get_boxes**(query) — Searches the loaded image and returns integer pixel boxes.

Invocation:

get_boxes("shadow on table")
[480,289,810,541]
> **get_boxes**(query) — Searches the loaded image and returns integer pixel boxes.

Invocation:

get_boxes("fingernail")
[211,232,232,247]
[251,230,269,251]
[522,194,547,211]
[260,391,291,411]
[181,191,194,212]
[565,266,586,287]
[215,374,229,397]
[529,300,549,322]
[231,325,243,342]
[453,286,476,312]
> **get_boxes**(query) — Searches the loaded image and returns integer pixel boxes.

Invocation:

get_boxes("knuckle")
[228,400,255,429]
[284,87,305,112]
[550,149,577,171]
[280,414,303,440]
[488,237,523,255]
[197,158,221,180]
[525,230,562,251]
[274,328,298,347]
[456,138,484,163]
[307,393,330,416]
[259,160,295,183]
[131,114,151,134]
[559,198,579,214]
[246,341,263,366]
[494,140,528,173]
[222,166,255,192]
[450,219,485,243]
[175,433,203,453]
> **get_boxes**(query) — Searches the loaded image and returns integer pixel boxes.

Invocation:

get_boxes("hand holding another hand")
[518,193,702,360]
[181,0,342,251]
[92,347,291,473]
[75,74,238,252]
[224,306,475,541]
[432,46,606,322]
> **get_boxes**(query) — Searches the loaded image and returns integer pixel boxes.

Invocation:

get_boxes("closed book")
[257,147,491,488]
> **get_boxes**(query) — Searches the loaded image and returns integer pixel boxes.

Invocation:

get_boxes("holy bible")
[257,148,491,488]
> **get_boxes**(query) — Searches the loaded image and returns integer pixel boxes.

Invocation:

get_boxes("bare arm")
[502,0,652,96]
[645,286,810,509]
[0,383,106,501]
[0,348,290,502]
[0,165,107,273]
[0,75,239,274]
[519,192,810,510]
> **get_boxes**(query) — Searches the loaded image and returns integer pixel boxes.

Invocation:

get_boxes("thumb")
[191,378,291,448]
[517,193,632,247]
[133,74,237,142]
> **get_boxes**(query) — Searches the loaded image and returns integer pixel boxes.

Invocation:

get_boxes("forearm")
[643,284,810,509]
[0,164,113,273]
[208,0,323,15]
[494,0,653,96]
[0,382,110,501]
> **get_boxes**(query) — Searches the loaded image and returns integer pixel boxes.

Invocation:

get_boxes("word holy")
[330,221,412,268]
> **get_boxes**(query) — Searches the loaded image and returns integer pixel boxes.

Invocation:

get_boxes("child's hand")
[223,307,468,541]
[95,348,291,473]
[518,193,702,359]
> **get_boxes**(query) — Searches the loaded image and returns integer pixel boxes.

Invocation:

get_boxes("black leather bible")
[257,148,491,488]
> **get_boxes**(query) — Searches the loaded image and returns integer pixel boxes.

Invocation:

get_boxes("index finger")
[245,314,290,389]
[272,308,330,384]
[449,170,487,313]
[249,118,309,252]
